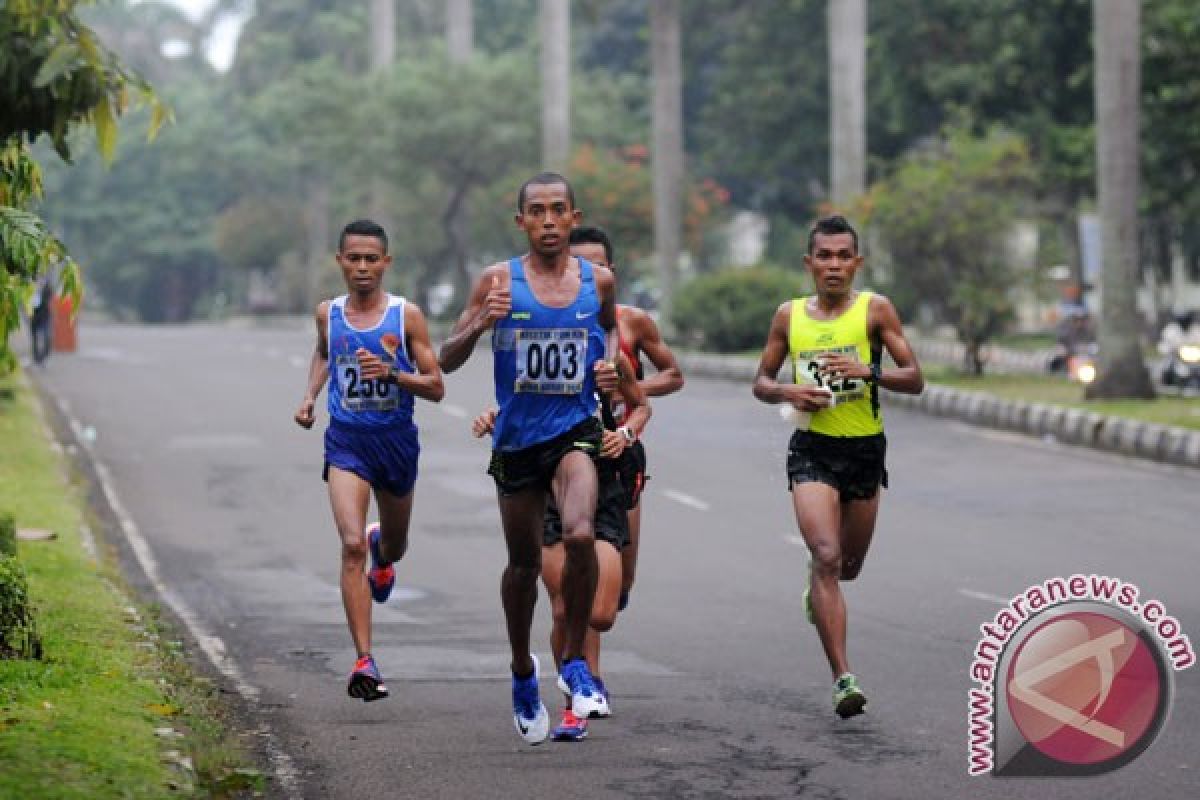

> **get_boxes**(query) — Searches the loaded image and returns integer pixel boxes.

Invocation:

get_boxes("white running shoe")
[512,654,549,745]
[560,658,609,719]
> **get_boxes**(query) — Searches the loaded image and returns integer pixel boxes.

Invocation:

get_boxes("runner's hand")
[480,274,511,330]
[600,429,627,458]
[356,347,388,380]
[817,353,867,383]
[594,360,619,395]
[294,398,316,429]
[472,408,498,438]
[789,385,835,412]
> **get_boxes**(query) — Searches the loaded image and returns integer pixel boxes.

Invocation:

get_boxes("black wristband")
[868,363,882,383]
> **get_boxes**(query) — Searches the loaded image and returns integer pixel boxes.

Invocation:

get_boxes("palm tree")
[540,0,570,170]
[1088,0,1154,399]
[651,0,683,324]
[828,0,866,207]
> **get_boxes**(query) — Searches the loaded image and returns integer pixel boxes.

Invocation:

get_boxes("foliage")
[0,554,42,660]
[0,511,14,556]
[862,124,1036,374]
[670,265,809,353]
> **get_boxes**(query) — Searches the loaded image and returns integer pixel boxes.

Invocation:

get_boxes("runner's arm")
[395,303,445,402]
[294,302,329,429]
[751,302,833,412]
[439,264,509,373]
[616,352,651,439]
[630,309,684,397]
[871,295,924,395]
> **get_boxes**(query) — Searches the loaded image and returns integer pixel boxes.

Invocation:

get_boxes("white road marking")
[959,588,1008,605]
[166,433,263,450]
[440,404,469,419]
[288,355,307,369]
[661,489,710,512]
[49,395,303,799]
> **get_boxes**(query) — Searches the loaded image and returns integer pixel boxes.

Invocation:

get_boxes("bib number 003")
[514,328,588,394]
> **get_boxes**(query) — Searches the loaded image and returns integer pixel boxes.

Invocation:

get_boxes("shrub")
[670,266,810,353]
[0,511,15,557]
[0,553,43,660]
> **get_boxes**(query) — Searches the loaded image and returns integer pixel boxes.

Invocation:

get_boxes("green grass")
[925,366,1200,431]
[0,374,264,799]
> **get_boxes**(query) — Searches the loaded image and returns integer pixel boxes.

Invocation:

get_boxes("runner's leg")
[374,487,413,564]
[791,481,849,679]
[498,489,546,677]
[838,493,881,581]
[328,466,374,656]
[551,450,599,662]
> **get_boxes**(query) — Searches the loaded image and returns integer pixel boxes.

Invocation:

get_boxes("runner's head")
[516,172,580,258]
[336,219,392,293]
[804,215,863,298]
[569,226,613,271]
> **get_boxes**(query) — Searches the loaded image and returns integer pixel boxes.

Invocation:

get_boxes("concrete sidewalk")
[675,350,1200,469]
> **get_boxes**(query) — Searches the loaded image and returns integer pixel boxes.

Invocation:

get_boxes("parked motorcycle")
[1157,313,1200,389]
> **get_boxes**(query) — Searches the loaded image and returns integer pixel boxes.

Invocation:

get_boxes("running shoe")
[560,658,608,719]
[550,708,588,742]
[833,673,867,718]
[512,654,549,745]
[366,523,395,604]
[347,654,389,702]
[593,676,612,717]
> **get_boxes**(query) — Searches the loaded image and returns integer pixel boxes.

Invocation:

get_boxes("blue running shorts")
[323,420,420,497]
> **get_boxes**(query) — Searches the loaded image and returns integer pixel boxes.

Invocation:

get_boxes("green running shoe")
[833,673,867,719]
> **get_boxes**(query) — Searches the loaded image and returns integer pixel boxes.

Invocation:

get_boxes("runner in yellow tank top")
[753,215,924,718]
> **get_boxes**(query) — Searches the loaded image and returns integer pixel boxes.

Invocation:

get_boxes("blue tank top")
[492,257,603,451]
[326,294,416,430]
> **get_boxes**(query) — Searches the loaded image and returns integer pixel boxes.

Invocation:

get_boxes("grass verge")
[925,366,1200,431]
[0,373,265,799]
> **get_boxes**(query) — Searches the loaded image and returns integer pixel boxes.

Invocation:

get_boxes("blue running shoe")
[512,654,549,745]
[560,658,608,719]
[550,708,588,742]
[366,523,395,604]
[347,654,389,702]
[593,676,612,718]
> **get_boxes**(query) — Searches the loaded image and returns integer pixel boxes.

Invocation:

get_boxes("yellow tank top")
[788,291,883,437]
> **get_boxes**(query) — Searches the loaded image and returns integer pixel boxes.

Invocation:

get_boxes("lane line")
[49,395,303,799]
[959,588,1008,605]
[440,404,469,419]
[661,489,710,512]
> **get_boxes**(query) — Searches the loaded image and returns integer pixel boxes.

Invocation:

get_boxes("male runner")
[568,226,684,611]
[471,350,649,741]
[751,215,923,718]
[295,219,444,701]
[439,173,618,744]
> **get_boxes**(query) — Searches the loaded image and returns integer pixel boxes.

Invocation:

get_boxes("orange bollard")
[52,294,77,352]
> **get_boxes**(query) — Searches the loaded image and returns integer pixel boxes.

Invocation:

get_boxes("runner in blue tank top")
[439,173,620,745]
[294,219,444,703]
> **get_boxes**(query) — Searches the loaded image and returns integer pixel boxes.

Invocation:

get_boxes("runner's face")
[570,242,610,270]
[517,183,580,257]
[805,232,862,297]
[336,234,391,293]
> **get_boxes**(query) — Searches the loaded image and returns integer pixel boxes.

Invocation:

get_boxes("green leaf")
[33,42,81,88]
[92,97,117,162]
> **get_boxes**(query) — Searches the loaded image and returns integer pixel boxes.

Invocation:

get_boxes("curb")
[675,351,1200,470]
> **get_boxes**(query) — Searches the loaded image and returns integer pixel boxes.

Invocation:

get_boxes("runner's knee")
[341,535,368,566]
[590,608,616,632]
[809,542,842,578]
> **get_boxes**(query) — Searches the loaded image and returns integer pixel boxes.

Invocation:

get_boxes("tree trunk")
[651,0,684,328]
[368,0,396,240]
[305,179,331,310]
[1087,0,1154,399]
[540,0,570,171]
[446,0,473,62]
[828,0,866,207]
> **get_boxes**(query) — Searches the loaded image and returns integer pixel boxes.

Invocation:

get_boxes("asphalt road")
[30,320,1199,799]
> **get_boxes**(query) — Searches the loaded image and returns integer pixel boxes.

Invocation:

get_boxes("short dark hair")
[517,172,575,213]
[807,215,859,255]
[338,219,388,253]
[569,226,613,265]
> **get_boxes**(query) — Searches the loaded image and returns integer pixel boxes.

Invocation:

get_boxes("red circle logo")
[1005,611,1162,766]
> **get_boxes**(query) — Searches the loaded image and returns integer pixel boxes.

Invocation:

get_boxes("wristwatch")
[618,426,637,444]
[867,363,882,384]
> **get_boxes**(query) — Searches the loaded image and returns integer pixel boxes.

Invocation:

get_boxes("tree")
[828,0,866,207]
[863,125,1035,374]
[446,0,473,61]
[1,0,164,368]
[1088,0,1154,399]
[540,0,570,170]
[651,0,684,323]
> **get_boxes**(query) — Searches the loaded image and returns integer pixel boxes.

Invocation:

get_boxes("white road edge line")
[959,588,1008,605]
[661,489,710,512]
[440,404,469,419]
[51,395,303,799]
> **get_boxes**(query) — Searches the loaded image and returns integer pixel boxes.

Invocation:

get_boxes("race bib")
[514,328,588,394]
[795,345,866,404]
[337,354,398,412]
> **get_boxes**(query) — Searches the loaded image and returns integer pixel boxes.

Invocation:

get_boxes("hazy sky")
[156,0,244,71]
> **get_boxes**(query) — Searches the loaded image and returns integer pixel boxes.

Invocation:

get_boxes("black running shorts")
[487,417,603,496]
[616,439,647,510]
[786,430,888,502]
[543,458,629,549]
